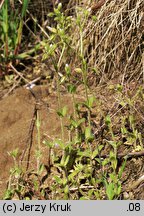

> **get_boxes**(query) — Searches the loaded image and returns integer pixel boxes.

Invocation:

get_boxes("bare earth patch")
[0,85,73,198]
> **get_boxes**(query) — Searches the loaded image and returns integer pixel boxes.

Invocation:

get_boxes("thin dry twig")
[99,150,144,160]
[9,63,29,84]
[69,185,95,192]
[20,103,37,170]
[0,0,4,10]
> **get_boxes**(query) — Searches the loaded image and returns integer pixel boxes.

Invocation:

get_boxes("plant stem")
[80,31,91,127]
[56,43,66,142]
[36,111,41,172]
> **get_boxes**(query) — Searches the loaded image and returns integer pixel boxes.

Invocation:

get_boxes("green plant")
[4,148,22,199]
[3,1,143,200]
[35,111,42,173]
[102,115,126,200]
[0,0,29,64]
[76,9,90,124]
[42,3,72,142]
[74,7,96,150]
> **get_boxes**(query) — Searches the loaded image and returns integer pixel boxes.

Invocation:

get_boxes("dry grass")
[70,0,144,84]
[14,0,143,85]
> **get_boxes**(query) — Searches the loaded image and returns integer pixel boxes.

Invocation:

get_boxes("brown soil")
[0,85,75,198]
[0,82,144,199]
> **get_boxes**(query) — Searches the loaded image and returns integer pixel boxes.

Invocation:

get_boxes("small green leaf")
[105,115,111,126]
[43,140,53,148]
[92,149,98,159]
[8,148,19,159]
[57,106,67,117]
[102,158,109,166]
[84,96,95,109]
[117,182,122,195]
[64,185,69,194]
[80,196,88,200]
[67,84,76,93]
[57,2,62,10]
[118,158,127,178]
[85,127,94,142]
[109,151,117,170]
[77,118,85,127]
[21,0,29,18]
[38,163,44,174]
[65,64,71,76]
[48,12,54,17]
[119,100,126,106]
[121,126,127,134]
[60,155,65,167]
[92,15,97,21]
[88,96,95,108]
[60,75,66,84]
[68,169,79,180]
[64,155,70,167]
[105,182,115,200]
[116,84,123,92]
[54,176,62,184]
[70,118,85,128]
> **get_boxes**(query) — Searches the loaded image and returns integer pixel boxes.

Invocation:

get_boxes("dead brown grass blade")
[72,0,143,84]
